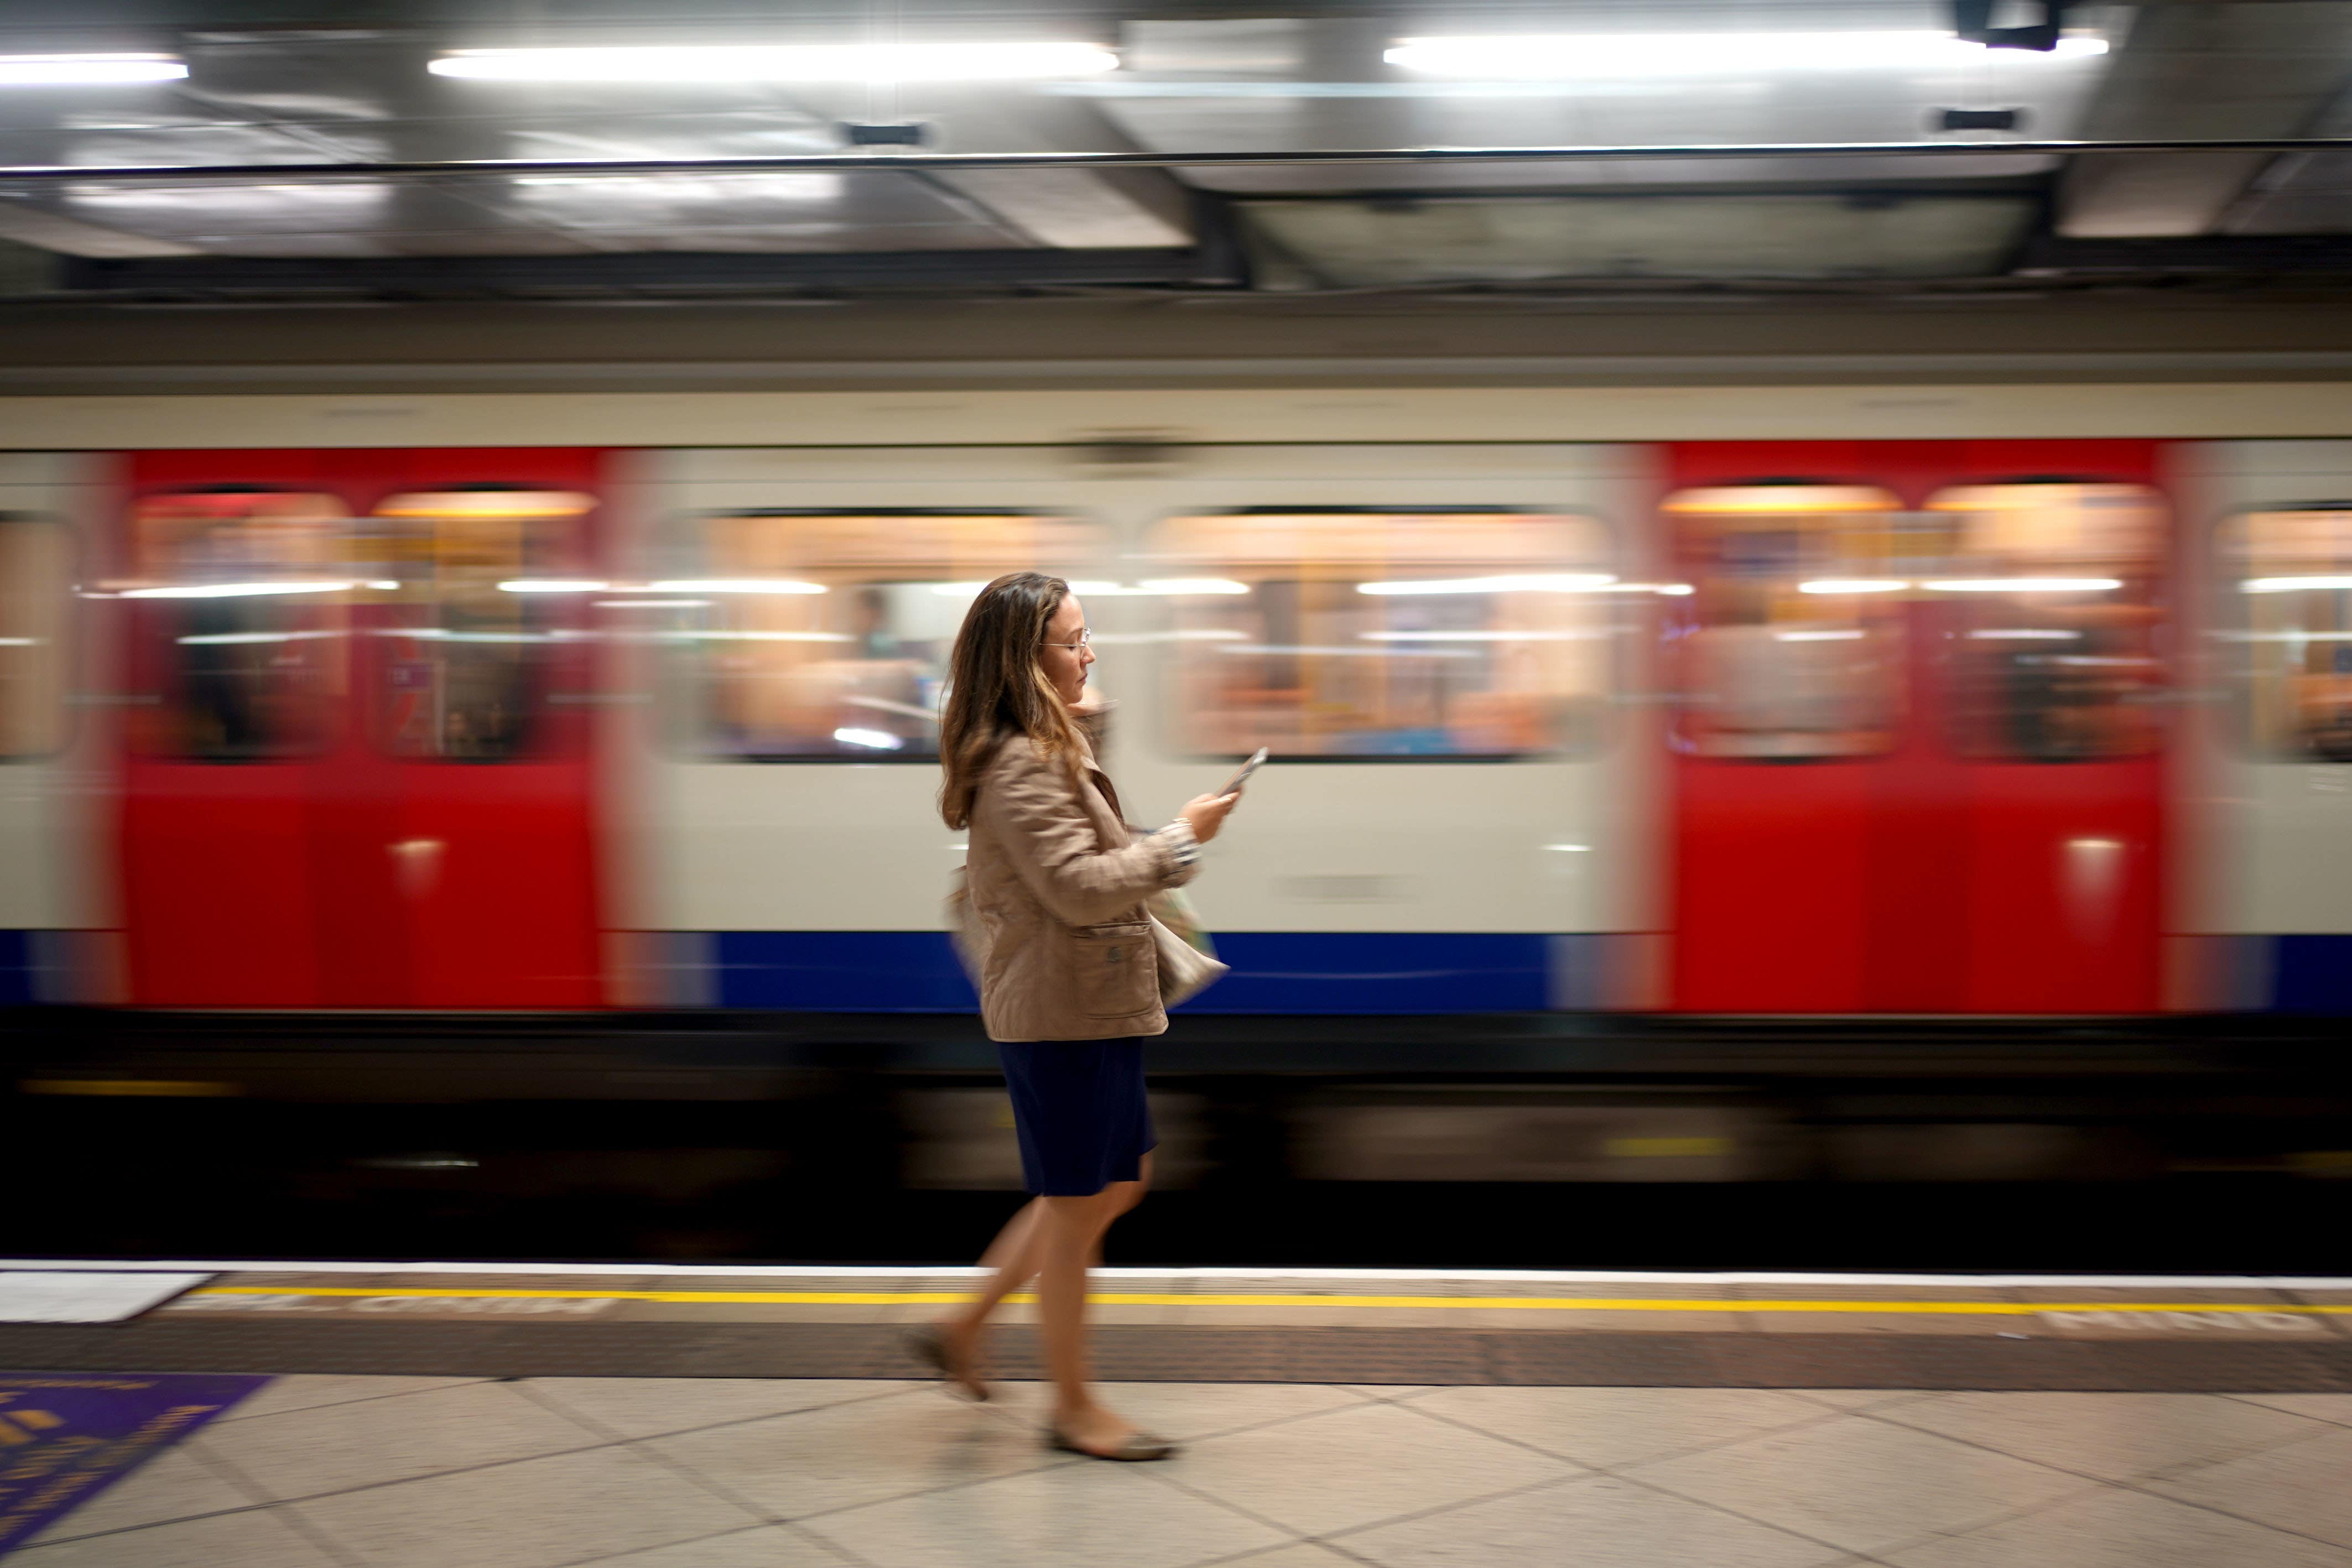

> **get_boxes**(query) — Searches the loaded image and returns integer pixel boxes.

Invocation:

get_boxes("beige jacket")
[962,727,1200,1041]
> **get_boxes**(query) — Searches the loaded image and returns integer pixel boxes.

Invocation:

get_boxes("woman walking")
[918,571,1240,1461]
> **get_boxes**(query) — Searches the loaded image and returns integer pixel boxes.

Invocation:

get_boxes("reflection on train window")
[0,515,69,760]
[127,491,348,761]
[371,491,597,762]
[677,511,1095,759]
[2225,508,2352,762]
[1154,509,1613,758]
[1929,483,2165,762]
[1666,487,1905,759]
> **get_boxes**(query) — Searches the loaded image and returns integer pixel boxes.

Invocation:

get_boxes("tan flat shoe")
[903,1325,989,1402]
[1047,1425,1179,1461]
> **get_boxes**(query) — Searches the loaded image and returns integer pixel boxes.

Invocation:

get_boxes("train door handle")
[390,838,444,899]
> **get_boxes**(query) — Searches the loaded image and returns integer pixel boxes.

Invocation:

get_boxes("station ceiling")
[0,1,2348,298]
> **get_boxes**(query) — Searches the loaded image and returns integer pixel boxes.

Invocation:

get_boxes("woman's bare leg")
[935,1199,1044,1398]
[1042,1155,1154,1453]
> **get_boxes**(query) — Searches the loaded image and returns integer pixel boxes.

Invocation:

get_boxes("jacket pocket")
[1072,920,1157,1019]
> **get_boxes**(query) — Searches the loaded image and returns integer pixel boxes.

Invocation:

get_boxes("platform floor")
[6,1264,2352,1566]
[18,1374,2352,1567]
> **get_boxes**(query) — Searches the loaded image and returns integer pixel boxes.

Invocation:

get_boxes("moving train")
[4,384,2350,1022]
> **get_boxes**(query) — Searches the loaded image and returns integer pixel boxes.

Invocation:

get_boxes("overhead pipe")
[3,138,2352,185]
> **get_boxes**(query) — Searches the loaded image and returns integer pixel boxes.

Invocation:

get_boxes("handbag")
[948,868,1229,1008]
[1147,885,1229,1008]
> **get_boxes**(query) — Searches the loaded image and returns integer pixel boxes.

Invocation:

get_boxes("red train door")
[1664,441,2169,1014]
[116,449,608,1009]
[369,454,606,1008]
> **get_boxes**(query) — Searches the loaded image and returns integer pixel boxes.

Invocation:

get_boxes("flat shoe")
[903,1325,988,1402]
[1048,1426,1179,1462]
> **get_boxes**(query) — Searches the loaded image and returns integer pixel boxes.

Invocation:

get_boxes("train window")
[2224,507,2352,762]
[1928,483,2166,762]
[1666,486,1905,759]
[1154,509,1614,758]
[673,510,1095,759]
[0,515,69,760]
[371,490,597,762]
[126,491,349,761]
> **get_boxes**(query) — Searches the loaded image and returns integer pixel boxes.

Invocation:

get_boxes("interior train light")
[176,630,343,646]
[1357,573,1617,595]
[833,727,906,750]
[648,578,826,595]
[497,579,610,593]
[1137,578,1250,595]
[2242,574,2352,592]
[1383,31,2106,78]
[122,580,356,598]
[1969,628,2080,640]
[429,42,1118,82]
[1360,629,1599,641]
[1923,577,2120,592]
[0,54,186,85]
[1799,579,1910,594]
[1772,629,1865,641]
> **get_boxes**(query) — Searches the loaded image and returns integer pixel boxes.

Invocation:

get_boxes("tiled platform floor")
[16,1374,2352,1567]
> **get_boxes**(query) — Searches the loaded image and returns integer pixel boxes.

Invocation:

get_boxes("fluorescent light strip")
[430,42,1117,83]
[0,54,186,86]
[2243,575,2352,593]
[648,579,826,595]
[176,630,342,647]
[497,579,609,593]
[1773,629,1865,642]
[1799,579,1910,595]
[122,580,355,599]
[1360,630,1601,642]
[1385,30,2106,79]
[666,630,849,643]
[1923,577,2121,593]
[1358,574,1617,596]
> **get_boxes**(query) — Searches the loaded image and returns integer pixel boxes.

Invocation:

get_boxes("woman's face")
[1039,592,1094,707]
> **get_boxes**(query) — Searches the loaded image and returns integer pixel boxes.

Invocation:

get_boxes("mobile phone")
[1219,747,1269,796]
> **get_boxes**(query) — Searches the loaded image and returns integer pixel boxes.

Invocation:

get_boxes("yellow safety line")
[186,1286,2352,1314]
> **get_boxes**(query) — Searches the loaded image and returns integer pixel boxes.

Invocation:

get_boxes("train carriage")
[3,388,2350,1028]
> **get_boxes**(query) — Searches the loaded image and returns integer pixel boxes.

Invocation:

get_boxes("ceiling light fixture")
[1383,31,2105,79]
[0,54,186,86]
[430,42,1118,84]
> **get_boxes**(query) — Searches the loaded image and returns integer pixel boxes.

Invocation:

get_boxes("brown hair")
[938,570,1080,830]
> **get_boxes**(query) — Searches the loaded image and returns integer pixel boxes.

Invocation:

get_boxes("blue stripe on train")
[2270,935,2352,1014]
[710,931,1550,1014]
[0,931,35,1006]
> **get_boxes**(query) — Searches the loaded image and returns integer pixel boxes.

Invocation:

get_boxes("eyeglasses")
[1041,627,1091,649]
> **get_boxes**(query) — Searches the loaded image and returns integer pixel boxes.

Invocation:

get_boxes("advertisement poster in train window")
[1151,508,1616,759]
[670,510,1096,760]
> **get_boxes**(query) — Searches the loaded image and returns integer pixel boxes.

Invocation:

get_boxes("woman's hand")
[1178,791,1241,845]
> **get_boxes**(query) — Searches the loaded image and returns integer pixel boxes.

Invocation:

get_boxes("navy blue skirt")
[997,1038,1158,1197]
